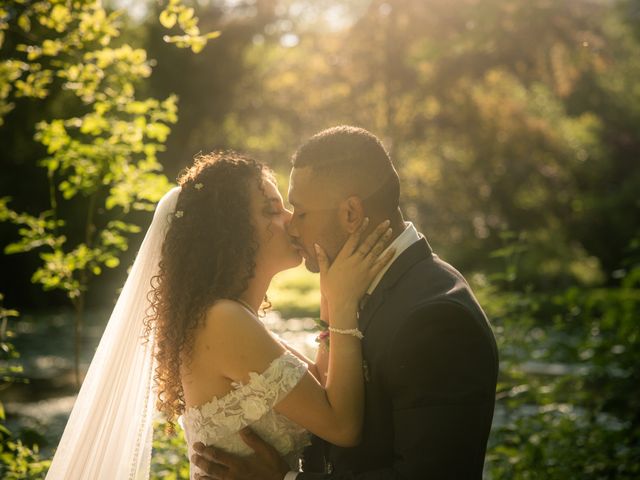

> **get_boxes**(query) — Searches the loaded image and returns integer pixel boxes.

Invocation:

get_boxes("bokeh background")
[1,0,639,478]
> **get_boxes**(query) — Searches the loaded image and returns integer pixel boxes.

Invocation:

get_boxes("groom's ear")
[338,195,366,234]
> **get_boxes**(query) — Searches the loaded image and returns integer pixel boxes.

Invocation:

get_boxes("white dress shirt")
[366,221,421,295]
[284,222,422,479]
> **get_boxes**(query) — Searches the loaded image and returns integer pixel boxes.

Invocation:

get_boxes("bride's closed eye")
[265,207,283,216]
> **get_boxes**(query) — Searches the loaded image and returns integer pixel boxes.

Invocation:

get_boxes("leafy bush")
[0,296,50,479]
[151,421,190,480]
[484,258,640,478]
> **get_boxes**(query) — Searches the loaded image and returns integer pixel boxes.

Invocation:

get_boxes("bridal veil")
[46,187,180,479]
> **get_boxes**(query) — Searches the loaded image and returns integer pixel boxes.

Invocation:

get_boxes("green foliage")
[0,434,49,480]
[0,297,50,480]
[159,0,220,53]
[483,245,640,478]
[0,0,184,388]
[488,407,638,479]
[151,421,190,480]
[0,293,22,388]
[0,0,177,302]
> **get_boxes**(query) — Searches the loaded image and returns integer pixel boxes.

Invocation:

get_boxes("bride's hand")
[315,218,395,325]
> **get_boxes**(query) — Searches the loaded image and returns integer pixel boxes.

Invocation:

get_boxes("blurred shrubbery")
[481,238,640,478]
[151,421,190,480]
[0,296,51,479]
[268,266,321,318]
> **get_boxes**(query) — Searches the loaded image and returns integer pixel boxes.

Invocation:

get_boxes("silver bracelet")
[328,327,364,339]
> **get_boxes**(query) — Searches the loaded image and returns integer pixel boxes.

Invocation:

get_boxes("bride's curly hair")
[144,151,273,430]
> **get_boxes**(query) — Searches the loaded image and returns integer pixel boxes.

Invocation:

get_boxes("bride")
[45,151,394,479]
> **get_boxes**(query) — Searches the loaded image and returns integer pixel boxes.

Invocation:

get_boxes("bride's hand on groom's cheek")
[192,428,289,480]
[316,218,395,312]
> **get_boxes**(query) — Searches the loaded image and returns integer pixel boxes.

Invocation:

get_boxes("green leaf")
[50,5,71,32]
[159,10,177,29]
[42,39,61,56]
[104,257,119,268]
[146,122,170,142]
[17,14,31,32]
[178,7,194,24]
[4,243,26,255]
[191,38,206,54]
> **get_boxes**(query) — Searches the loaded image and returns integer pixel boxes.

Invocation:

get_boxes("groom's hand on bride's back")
[192,428,290,480]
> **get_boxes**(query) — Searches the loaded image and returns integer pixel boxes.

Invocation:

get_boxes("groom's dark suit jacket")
[299,237,498,479]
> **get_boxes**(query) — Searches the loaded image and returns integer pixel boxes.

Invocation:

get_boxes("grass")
[267,265,321,319]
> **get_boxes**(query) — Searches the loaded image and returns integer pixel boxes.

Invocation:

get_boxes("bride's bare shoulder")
[189,300,259,369]
[183,300,261,400]
[197,299,284,381]
[201,299,265,342]
[206,298,249,318]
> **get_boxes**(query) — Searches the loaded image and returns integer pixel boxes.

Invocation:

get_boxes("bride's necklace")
[235,297,258,316]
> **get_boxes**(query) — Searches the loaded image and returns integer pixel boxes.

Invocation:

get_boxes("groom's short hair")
[291,126,400,214]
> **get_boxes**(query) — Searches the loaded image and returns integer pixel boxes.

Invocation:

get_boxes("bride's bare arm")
[276,300,362,446]
[201,300,361,447]
[203,220,393,447]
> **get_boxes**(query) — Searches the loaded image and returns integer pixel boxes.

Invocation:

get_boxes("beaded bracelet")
[328,326,364,339]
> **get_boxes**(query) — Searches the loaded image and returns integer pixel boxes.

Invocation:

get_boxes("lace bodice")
[180,351,311,477]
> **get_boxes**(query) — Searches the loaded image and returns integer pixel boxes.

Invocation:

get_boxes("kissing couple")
[46,126,498,479]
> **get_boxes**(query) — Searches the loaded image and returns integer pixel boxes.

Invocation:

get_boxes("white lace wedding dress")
[180,351,311,478]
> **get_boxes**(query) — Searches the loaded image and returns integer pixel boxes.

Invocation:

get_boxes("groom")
[193,126,499,479]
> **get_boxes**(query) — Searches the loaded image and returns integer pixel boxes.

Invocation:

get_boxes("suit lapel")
[357,237,433,334]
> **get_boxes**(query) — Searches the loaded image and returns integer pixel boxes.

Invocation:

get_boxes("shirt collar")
[366,221,422,295]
